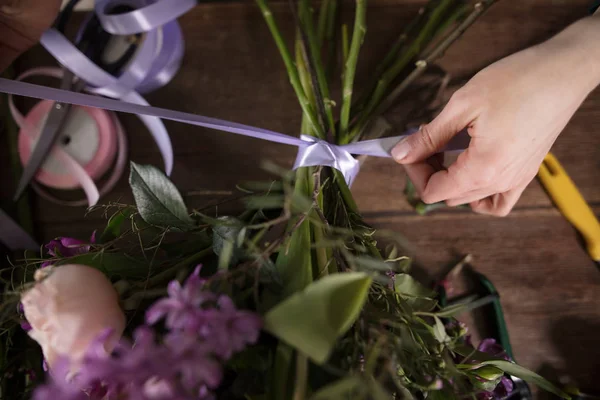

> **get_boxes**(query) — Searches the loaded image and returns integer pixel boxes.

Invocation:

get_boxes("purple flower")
[165,332,223,390]
[146,266,262,360]
[477,377,514,400]
[32,358,88,400]
[79,327,171,388]
[146,266,215,332]
[200,296,262,359]
[477,338,510,361]
[45,236,93,257]
[41,232,96,267]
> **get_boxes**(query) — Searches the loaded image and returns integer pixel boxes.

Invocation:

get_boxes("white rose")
[21,264,125,369]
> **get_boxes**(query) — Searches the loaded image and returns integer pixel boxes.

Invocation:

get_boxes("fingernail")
[391,138,410,161]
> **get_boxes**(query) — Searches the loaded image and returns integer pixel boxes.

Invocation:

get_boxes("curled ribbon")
[0,77,471,187]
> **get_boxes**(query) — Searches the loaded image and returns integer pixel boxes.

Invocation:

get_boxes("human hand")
[392,15,600,216]
[0,0,62,71]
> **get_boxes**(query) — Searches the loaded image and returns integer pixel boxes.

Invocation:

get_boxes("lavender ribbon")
[38,0,195,175]
[2,0,470,189]
[0,78,470,186]
[0,209,38,251]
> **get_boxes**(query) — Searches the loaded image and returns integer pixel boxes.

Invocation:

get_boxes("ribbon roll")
[9,68,128,207]
[0,78,472,187]
[8,0,195,206]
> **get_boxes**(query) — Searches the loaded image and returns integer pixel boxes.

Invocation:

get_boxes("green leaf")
[265,272,372,364]
[433,316,450,344]
[461,360,571,399]
[99,209,132,243]
[244,194,285,210]
[58,252,150,280]
[368,379,391,400]
[394,273,436,311]
[212,216,244,269]
[275,168,313,298]
[431,302,468,318]
[310,377,364,399]
[471,365,504,381]
[394,273,435,298]
[269,343,294,400]
[351,255,395,272]
[129,162,194,231]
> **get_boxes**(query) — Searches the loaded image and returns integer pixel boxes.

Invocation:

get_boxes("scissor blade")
[13,71,78,201]
[0,208,38,251]
[13,101,72,200]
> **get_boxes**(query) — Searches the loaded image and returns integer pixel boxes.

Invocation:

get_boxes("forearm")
[537,14,600,98]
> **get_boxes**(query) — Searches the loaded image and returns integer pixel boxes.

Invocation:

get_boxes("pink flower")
[20,264,125,370]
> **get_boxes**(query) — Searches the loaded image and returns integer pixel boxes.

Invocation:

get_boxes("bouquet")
[2,1,570,399]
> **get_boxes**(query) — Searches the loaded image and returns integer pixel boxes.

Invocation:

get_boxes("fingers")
[392,91,474,164]
[0,0,62,71]
[445,188,495,207]
[470,185,526,217]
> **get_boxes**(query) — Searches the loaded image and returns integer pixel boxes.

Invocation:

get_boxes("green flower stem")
[297,37,317,108]
[293,352,308,400]
[341,24,349,63]
[317,0,332,44]
[346,0,455,143]
[322,0,338,80]
[374,1,494,117]
[351,4,429,116]
[338,0,366,142]
[255,0,324,138]
[298,0,335,135]
[333,169,358,214]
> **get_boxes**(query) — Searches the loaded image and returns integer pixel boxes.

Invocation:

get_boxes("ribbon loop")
[96,0,197,35]
[293,135,361,185]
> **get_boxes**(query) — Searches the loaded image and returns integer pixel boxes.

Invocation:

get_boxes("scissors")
[13,4,140,201]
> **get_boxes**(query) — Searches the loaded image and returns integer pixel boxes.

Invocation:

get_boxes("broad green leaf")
[472,365,504,381]
[369,379,391,400]
[433,316,450,344]
[212,216,244,269]
[275,168,313,298]
[394,273,436,311]
[461,360,570,399]
[244,194,285,210]
[58,252,150,280]
[394,273,435,298]
[310,377,364,399]
[431,303,468,318]
[99,209,132,243]
[129,162,194,231]
[265,272,372,364]
[269,343,294,400]
[351,256,395,272]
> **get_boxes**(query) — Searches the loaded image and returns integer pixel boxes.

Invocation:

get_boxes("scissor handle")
[538,152,600,262]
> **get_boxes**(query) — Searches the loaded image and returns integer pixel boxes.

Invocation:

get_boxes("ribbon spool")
[10,68,128,207]
[10,0,195,206]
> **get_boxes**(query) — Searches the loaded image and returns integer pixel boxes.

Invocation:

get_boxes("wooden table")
[6,0,600,394]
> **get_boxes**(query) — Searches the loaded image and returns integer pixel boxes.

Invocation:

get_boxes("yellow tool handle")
[538,152,600,262]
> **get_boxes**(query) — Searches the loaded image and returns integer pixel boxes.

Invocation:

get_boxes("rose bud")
[21,264,125,369]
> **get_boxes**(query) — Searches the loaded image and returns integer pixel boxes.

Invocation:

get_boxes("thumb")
[391,94,473,164]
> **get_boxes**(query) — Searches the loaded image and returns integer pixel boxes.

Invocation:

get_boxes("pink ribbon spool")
[9,67,128,207]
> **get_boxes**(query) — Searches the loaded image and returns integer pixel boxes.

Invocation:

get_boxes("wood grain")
[7,0,600,393]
